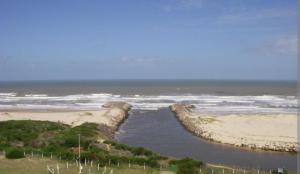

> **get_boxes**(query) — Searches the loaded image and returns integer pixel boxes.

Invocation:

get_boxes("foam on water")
[0,92,296,114]
[0,93,17,97]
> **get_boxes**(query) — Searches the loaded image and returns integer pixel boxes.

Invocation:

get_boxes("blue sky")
[0,0,297,80]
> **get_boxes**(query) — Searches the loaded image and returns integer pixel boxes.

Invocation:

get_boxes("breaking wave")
[0,93,296,114]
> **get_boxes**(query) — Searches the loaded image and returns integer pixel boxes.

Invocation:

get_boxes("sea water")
[0,80,296,114]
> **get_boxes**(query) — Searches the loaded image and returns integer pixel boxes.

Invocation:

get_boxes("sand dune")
[0,102,131,132]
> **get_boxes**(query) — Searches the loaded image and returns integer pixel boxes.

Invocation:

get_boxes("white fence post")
[56,164,60,174]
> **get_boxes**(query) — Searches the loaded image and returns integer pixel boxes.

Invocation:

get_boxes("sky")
[0,0,297,81]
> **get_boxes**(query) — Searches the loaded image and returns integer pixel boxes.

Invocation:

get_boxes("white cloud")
[256,35,297,57]
[217,8,296,24]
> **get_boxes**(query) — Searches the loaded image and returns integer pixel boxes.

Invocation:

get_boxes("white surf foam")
[0,93,296,113]
[0,93,17,97]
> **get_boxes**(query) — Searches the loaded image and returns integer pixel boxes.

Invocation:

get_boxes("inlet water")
[114,108,297,170]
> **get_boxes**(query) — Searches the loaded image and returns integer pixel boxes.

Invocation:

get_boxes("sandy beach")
[170,104,298,152]
[0,102,131,135]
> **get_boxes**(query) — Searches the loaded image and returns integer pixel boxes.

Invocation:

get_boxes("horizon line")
[0,78,296,83]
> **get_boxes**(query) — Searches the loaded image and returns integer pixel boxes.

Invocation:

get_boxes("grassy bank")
[0,157,161,174]
[0,120,204,173]
[0,120,173,168]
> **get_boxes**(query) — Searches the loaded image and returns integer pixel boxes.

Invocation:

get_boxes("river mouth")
[114,108,297,170]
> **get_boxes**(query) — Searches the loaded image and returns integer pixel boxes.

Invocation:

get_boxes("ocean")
[0,80,296,114]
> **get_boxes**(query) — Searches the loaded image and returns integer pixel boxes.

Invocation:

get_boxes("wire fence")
[0,150,294,174]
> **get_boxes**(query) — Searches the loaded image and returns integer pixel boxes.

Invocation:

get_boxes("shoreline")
[170,104,298,153]
[0,101,131,138]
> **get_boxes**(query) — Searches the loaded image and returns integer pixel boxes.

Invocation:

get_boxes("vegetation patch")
[169,158,203,174]
[198,117,217,124]
[5,148,24,159]
[0,120,172,169]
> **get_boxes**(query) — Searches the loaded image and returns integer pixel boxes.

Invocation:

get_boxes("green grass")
[0,120,107,151]
[0,157,163,174]
[1,157,295,174]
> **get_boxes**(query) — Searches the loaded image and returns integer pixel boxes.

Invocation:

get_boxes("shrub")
[5,148,24,159]
[71,123,98,137]
[60,151,75,160]
[64,137,78,147]
[114,143,131,151]
[132,147,153,156]
[169,158,203,174]
[177,161,199,174]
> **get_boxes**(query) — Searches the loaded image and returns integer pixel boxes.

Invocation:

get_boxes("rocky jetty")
[170,104,204,138]
[101,101,132,133]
